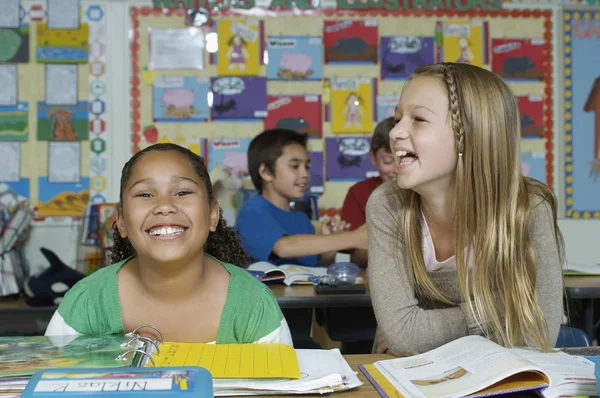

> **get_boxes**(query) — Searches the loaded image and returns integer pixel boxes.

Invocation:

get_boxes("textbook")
[359,335,596,398]
[247,262,328,285]
[563,262,600,275]
[21,366,213,397]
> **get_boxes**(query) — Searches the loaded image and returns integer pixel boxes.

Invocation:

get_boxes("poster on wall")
[329,78,375,134]
[36,23,89,63]
[309,151,324,193]
[324,20,378,64]
[210,76,267,120]
[563,11,600,219]
[208,138,251,180]
[0,25,29,63]
[491,38,545,80]
[266,36,323,81]
[148,28,205,70]
[517,95,543,138]
[0,102,28,141]
[376,95,399,122]
[37,102,89,141]
[325,136,377,181]
[216,19,261,76]
[380,36,434,80]
[521,151,546,185]
[152,76,210,122]
[439,20,488,67]
[264,95,322,138]
[36,177,90,217]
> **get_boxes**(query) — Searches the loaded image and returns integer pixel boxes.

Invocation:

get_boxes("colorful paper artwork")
[36,23,89,63]
[152,76,210,122]
[264,95,322,138]
[309,151,324,193]
[208,138,251,179]
[376,95,399,123]
[324,20,378,64]
[0,102,28,141]
[36,177,90,217]
[439,20,488,67]
[0,25,29,63]
[491,38,545,80]
[329,78,375,134]
[521,152,546,185]
[325,136,377,181]
[3,178,29,201]
[37,102,89,141]
[210,76,267,120]
[266,36,323,81]
[517,95,544,138]
[217,19,261,76]
[380,36,434,79]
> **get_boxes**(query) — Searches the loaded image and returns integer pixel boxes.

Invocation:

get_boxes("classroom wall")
[20,0,600,275]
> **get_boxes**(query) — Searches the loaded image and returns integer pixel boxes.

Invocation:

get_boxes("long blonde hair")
[401,63,564,351]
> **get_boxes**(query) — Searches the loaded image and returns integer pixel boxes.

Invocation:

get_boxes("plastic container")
[327,262,360,284]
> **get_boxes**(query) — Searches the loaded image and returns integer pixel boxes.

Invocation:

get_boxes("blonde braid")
[442,64,465,155]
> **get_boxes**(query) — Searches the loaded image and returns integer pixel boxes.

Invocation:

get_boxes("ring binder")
[122,335,160,356]
[126,324,164,344]
[116,348,156,367]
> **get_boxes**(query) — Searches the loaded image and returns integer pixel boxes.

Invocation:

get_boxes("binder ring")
[127,324,164,344]
[122,336,160,356]
[116,349,156,367]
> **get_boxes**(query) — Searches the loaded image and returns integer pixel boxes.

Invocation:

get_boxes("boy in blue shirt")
[236,128,368,267]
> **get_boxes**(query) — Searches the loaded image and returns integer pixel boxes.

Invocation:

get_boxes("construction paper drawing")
[324,20,378,64]
[0,102,28,142]
[376,95,400,123]
[491,38,545,80]
[37,102,89,141]
[330,78,374,134]
[264,95,322,138]
[36,23,89,63]
[37,177,90,217]
[380,36,434,79]
[521,151,546,185]
[440,20,488,68]
[266,36,323,81]
[217,19,261,76]
[325,136,378,181]
[152,76,210,122]
[0,25,29,63]
[517,96,543,138]
[208,138,251,179]
[309,151,324,193]
[210,76,267,119]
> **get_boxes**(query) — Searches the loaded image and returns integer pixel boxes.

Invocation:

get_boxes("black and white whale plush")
[24,248,85,307]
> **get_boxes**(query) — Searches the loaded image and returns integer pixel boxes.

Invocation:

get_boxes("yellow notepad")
[149,343,301,379]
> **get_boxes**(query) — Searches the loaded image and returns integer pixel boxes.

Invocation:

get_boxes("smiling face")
[260,143,310,205]
[116,150,219,265]
[370,148,397,182]
[390,75,457,196]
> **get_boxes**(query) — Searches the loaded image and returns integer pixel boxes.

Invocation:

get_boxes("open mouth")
[396,150,419,166]
[295,183,307,190]
[147,226,187,237]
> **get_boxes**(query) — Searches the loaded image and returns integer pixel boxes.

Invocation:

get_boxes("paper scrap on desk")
[0,65,18,107]
[0,0,20,28]
[48,142,80,183]
[150,343,300,379]
[148,28,205,70]
[0,142,20,183]
[45,64,78,106]
[47,0,80,29]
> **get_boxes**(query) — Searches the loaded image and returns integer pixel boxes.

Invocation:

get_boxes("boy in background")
[341,117,397,266]
[236,128,368,267]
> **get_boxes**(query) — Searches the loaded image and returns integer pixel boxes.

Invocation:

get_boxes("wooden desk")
[565,275,600,341]
[269,284,372,309]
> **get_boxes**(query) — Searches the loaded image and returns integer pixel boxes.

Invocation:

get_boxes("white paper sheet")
[47,0,80,29]
[48,141,80,183]
[148,28,205,70]
[0,0,20,28]
[45,64,78,106]
[0,65,18,107]
[0,142,20,182]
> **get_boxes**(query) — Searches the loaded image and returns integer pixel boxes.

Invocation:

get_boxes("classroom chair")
[555,326,591,348]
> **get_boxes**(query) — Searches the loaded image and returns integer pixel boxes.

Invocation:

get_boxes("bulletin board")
[0,1,108,217]
[128,5,554,212]
[563,10,600,219]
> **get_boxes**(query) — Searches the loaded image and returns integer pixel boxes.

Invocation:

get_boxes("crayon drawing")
[37,102,89,141]
[0,102,28,142]
[36,23,89,63]
[217,20,261,76]
[330,78,374,134]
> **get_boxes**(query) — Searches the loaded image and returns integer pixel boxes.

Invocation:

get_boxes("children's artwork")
[439,20,488,67]
[208,138,251,179]
[0,102,28,141]
[152,76,210,122]
[2,178,29,202]
[325,137,377,181]
[264,95,322,138]
[0,25,29,63]
[37,102,89,141]
[36,177,89,217]
[380,36,434,79]
[517,96,543,138]
[329,78,375,134]
[217,19,261,76]
[491,38,545,80]
[148,28,205,70]
[563,11,600,218]
[309,151,324,193]
[376,95,399,122]
[210,76,267,119]
[266,36,323,81]
[36,23,89,63]
[324,20,378,64]
[521,151,546,184]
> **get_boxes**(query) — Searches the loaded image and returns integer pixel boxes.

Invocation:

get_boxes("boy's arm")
[272,226,367,259]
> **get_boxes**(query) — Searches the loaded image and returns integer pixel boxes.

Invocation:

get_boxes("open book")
[360,335,595,398]
[247,262,328,286]
[563,262,600,275]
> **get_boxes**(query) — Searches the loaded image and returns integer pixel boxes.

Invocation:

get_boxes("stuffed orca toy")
[23,247,86,307]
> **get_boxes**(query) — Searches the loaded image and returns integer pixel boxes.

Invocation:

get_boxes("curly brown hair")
[110,143,250,267]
